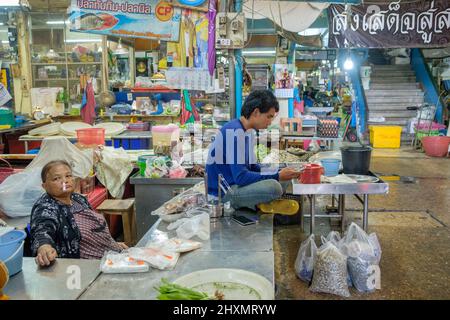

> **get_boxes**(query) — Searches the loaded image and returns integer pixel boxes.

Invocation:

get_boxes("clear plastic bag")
[127,247,180,270]
[309,242,351,298]
[321,231,353,287]
[100,251,149,274]
[147,238,202,253]
[294,234,317,283]
[321,231,342,246]
[176,213,210,241]
[0,166,44,217]
[342,223,381,293]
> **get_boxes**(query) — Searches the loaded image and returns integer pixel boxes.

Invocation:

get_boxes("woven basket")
[0,158,16,184]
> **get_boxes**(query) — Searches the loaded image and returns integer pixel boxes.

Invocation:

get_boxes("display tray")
[345,174,380,183]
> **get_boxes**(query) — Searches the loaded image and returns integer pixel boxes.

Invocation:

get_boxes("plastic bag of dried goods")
[309,242,351,297]
[341,223,382,292]
[176,213,210,241]
[147,238,203,253]
[294,234,317,283]
[341,223,376,259]
[321,231,353,287]
[100,251,149,274]
[321,231,342,246]
[127,247,180,271]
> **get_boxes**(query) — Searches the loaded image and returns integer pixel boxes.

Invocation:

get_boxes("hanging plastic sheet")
[207,0,217,76]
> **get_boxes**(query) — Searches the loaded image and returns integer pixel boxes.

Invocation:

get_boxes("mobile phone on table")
[232,214,257,226]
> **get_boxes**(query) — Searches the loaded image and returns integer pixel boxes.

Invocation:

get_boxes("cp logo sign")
[156,1,174,22]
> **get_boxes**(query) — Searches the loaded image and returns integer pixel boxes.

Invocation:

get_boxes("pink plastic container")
[422,136,450,157]
[76,128,105,146]
[152,124,180,146]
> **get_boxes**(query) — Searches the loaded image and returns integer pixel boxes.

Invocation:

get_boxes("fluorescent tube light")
[242,50,276,56]
[0,0,22,6]
[65,39,102,43]
[46,20,69,25]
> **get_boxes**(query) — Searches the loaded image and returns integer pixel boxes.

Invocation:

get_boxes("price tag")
[127,93,133,101]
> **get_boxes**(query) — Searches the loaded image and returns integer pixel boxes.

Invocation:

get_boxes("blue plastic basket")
[0,230,27,276]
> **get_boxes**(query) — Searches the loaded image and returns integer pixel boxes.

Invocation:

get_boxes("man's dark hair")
[241,90,279,119]
[41,160,72,182]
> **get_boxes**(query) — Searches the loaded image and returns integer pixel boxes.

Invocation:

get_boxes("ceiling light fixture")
[114,38,129,55]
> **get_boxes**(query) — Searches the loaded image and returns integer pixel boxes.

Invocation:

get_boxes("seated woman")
[30,160,127,267]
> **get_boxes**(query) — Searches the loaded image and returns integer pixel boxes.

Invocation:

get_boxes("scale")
[32,106,45,121]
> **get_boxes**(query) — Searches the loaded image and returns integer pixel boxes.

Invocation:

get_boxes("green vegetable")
[155,278,210,300]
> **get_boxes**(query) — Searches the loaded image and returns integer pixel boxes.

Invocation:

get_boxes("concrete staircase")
[366,64,424,144]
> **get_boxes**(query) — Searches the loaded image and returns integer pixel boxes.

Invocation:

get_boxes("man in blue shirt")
[206,90,299,210]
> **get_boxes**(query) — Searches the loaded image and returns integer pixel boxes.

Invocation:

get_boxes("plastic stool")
[96,199,137,246]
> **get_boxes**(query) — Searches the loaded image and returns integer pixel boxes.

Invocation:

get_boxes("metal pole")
[339,194,346,233]
[310,195,315,234]
[234,0,243,119]
[229,51,236,119]
[363,194,369,231]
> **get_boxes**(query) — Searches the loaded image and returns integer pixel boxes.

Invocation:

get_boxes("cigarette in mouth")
[62,182,67,191]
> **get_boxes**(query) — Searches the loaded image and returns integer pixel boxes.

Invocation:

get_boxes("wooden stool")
[96,199,137,246]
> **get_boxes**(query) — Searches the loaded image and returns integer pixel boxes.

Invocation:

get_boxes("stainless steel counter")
[79,251,274,300]
[79,212,274,300]
[130,174,203,240]
[290,173,389,233]
[4,258,101,300]
[137,214,273,252]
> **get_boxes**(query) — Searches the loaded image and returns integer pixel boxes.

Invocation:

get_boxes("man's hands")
[278,167,301,181]
[35,244,57,267]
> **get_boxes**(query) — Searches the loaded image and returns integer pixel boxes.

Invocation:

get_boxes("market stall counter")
[4,258,100,300]
[130,174,203,239]
[78,212,274,300]
[290,172,389,234]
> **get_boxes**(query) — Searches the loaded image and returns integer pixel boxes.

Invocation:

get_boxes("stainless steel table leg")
[300,195,304,232]
[339,194,346,233]
[363,194,369,231]
[310,195,315,234]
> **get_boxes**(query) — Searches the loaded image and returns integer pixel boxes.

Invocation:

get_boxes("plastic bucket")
[299,164,324,184]
[341,146,372,175]
[320,158,341,176]
[0,230,26,276]
[76,128,105,146]
[422,136,450,157]
[137,155,156,176]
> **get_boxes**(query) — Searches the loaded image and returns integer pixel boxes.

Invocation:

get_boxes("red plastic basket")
[0,158,17,184]
[76,128,105,146]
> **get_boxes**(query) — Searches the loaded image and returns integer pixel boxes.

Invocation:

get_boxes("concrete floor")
[274,147,450,300]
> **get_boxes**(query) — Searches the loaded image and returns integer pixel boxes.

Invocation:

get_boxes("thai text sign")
[69,0,181,41]
[328,0,450,48]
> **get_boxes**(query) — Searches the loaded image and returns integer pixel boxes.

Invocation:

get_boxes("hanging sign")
[328,0,450,48]
[169,0,209,12]
[68,0,181,41]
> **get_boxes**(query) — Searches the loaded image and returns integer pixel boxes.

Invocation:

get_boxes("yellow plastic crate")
[369,126,402,148]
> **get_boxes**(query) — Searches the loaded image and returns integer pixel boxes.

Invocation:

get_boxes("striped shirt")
[71,200,122,260]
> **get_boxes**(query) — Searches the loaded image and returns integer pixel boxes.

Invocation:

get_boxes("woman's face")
[42,164,74,198]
